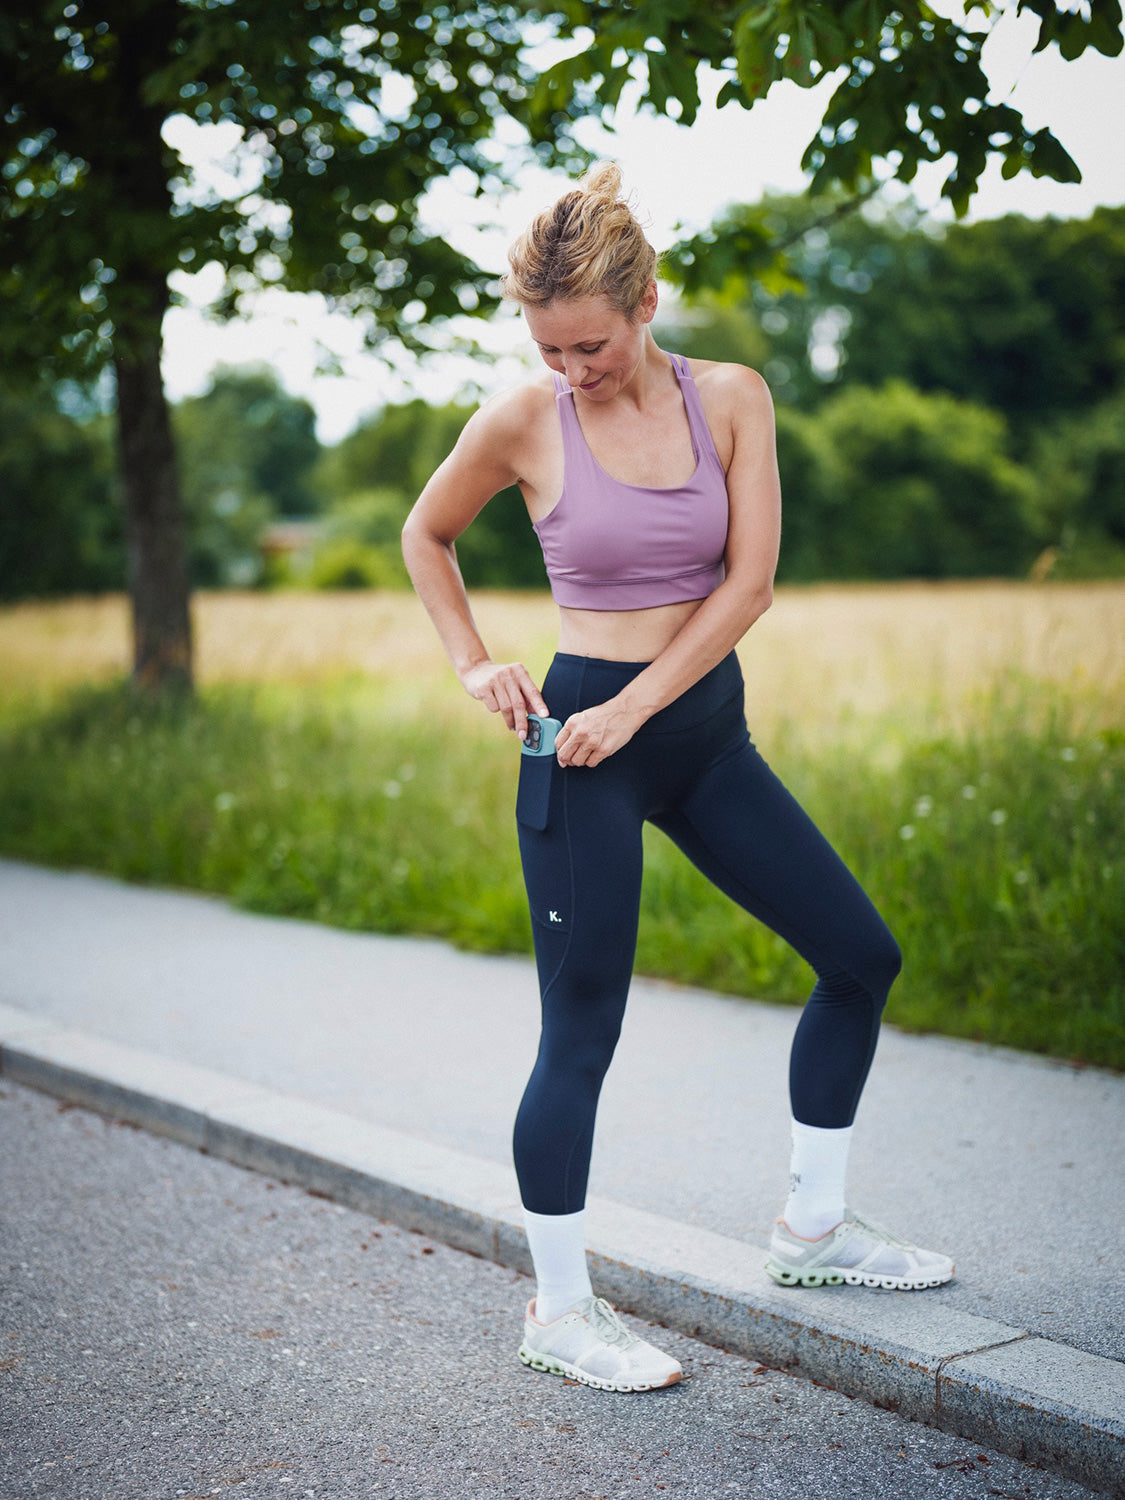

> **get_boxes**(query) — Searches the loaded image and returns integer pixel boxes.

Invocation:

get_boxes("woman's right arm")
[401,392,550,740]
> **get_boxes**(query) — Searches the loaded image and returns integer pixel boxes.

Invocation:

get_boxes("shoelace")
[587,1297,638,1349]
[846,1212,917,1253]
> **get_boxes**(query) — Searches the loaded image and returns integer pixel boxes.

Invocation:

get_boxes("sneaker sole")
[765,1259,954,1291]
[517,1342,682,1392]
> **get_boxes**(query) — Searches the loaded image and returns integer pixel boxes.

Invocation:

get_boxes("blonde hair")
[504,163,657,318]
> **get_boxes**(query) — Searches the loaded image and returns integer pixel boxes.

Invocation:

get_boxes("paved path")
[0,1079,1105,1500]
[0,859,1122,1494]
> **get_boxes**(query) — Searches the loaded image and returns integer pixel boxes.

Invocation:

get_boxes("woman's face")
[523,287,656,401]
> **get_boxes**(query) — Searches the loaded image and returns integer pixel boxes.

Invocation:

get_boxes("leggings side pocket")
[515,753,553,832]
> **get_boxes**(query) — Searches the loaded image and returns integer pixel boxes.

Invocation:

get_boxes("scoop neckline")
[559,354,702,495]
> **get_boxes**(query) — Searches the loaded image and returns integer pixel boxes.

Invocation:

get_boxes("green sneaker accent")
[517,1296,682,1392]
[766,1211,954,1291]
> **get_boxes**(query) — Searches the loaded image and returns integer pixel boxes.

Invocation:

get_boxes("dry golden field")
[1,581,1122,746]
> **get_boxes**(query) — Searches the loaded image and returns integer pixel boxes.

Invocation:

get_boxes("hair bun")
[581,161,624,203]
[504,160,656,314]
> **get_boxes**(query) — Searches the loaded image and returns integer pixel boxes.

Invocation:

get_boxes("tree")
[662,191,921,408]
[178,367,321,521]
[775,381,1042,580]
[6,2,1118,675]
[313,397,474,508]
[174,367,321,586]
[831,207,1125,438]
[0,378,122,601]
[1,1,576,690]
[1031,387,1125,570]
[537,1,1122,236]
[663,198,1125,438]
[312,397,544,588]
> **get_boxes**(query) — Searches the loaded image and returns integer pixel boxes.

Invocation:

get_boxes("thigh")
[517,752,646,1025]
[654,739,898,991]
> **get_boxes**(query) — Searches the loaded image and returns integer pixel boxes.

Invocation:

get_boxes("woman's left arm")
[554,365,781,768]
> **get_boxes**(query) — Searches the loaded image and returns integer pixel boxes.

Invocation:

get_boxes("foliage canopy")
[536,0,1122,235]
[0,0,581,378]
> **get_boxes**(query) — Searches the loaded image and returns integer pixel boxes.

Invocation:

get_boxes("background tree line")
[4,195,1123,602]
[5,0,1118,689]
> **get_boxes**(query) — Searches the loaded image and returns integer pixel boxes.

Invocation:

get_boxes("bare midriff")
[556,598,705,663]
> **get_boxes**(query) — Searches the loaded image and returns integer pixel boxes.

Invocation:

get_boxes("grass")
[0,582,1122,1068]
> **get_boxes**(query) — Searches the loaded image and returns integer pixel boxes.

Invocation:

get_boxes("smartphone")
[522,714,562,757]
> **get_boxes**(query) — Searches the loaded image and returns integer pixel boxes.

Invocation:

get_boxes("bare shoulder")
[680,359,774,473]
[458,374,557,457]
[684,357,773,418]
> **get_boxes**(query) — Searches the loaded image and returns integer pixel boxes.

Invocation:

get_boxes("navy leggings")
[512,651,902,1216]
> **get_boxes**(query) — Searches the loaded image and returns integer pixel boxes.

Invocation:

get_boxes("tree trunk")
[113,276,193,694]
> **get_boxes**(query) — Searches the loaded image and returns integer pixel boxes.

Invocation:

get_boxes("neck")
[616,333,674,411]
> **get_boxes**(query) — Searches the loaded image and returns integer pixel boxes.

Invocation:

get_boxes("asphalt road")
[0,1081,1103,1500]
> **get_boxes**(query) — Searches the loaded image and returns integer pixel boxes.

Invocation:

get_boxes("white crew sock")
[783,1120,853,1240]
[522,1207,594,1322]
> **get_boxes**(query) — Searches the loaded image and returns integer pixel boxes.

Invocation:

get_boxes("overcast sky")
[162,9,1125,442]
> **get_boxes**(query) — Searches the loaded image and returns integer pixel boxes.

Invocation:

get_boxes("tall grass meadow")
[0,584,1121,1069]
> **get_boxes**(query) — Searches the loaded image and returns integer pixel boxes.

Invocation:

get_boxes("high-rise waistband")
[544,650,744,735]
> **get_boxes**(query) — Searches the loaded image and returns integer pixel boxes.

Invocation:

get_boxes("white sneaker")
[518,1296,683,1392]
[766,1211,955,1290]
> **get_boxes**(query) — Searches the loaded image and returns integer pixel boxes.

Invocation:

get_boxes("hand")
[460,660,549,740]
[555,697,643,769]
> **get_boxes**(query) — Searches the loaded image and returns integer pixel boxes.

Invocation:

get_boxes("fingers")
[556,701,638,768]
[555,715,600,768]
[467,662,547,737]
[507,666,548,740]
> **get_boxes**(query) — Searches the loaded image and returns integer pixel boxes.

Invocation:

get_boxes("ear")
[636,280,659,325]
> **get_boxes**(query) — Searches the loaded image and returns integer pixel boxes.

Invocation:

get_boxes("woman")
[401,165,953,1394]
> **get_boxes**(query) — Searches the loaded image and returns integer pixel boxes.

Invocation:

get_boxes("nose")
[564,358,590,387]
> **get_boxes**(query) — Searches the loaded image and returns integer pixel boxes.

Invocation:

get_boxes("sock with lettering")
[783,1120,852,1240]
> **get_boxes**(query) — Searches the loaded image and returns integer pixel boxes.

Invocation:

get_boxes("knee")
[816,921,901,1015]
[536,1021,621,1094]
[864,924,902,1011]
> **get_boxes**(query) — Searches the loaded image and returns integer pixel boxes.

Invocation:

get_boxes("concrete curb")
[2,1003,1121,1497]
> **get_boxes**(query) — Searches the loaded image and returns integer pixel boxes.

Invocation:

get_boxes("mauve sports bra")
[532,353,729,611]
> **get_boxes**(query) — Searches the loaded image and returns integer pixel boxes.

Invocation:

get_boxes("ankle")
[781,1212,842,1242]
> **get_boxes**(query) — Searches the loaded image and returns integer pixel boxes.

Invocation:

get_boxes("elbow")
[400,509,434,573]
[400,507,422,556]
[726,570,773,630]
[743,583,772,634]
[399,514,417,576]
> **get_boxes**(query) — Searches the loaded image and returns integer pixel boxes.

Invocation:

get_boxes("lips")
[579,376,604,391]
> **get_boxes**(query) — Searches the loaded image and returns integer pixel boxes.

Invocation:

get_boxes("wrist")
[455,653,492,685]
[614,681,660,730]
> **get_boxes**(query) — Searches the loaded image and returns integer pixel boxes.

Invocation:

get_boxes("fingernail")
[517,729,526,740]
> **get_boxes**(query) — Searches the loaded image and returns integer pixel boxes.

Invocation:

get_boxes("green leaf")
[733,9,779,100]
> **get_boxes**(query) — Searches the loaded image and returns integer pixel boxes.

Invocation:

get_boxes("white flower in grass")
[961,784,978,800]
[214,792,236,812]
[1060,746,1077,762]
[989,808,1008,825]
[914,795,933,817]
[899,824,916,841]
[382,780,402,799]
